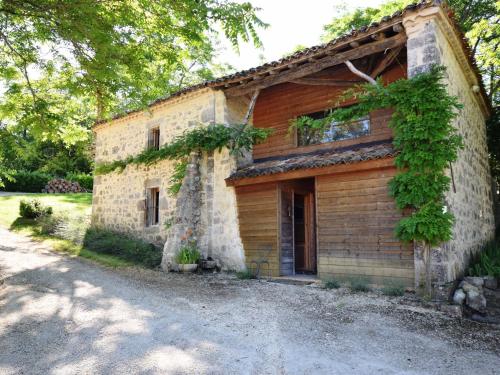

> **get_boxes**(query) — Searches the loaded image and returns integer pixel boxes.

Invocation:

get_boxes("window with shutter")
[148,127,160,150]
[145,187,160,226]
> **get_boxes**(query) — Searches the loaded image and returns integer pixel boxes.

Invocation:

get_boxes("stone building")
[92,1,495,290]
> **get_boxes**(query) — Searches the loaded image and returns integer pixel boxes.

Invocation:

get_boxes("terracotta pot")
[178,264,198,273]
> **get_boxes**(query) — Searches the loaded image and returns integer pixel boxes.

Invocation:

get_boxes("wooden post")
[243,90,260,125]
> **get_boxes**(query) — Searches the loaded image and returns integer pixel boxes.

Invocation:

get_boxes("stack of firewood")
[42,179,87,193]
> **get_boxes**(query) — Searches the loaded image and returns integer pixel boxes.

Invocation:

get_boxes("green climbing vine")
[290,66,463,294]
[95,124,271,195]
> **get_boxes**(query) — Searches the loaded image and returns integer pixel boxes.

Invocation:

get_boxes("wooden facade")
[229,39,414,285]
[316,168,414,286]
[235,183,280,275]
[252,64,405,160]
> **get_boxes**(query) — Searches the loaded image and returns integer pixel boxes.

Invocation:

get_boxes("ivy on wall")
[94,124,271,195]
[291,66,463,294]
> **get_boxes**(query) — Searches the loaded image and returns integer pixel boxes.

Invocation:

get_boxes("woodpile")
[42,179,87,193]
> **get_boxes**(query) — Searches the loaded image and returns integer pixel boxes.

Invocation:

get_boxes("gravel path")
[0,227,499,375]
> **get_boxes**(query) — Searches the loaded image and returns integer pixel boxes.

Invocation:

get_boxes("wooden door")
[303,192,316,273]
[280,189,294,276]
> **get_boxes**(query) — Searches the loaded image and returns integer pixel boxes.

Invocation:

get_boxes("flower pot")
[178,264,198,273]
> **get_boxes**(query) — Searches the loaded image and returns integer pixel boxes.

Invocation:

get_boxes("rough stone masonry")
[403,6,495,292]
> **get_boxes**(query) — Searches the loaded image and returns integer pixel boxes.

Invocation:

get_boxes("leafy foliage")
[323,277,341,289]
[94,124,271,193]
[168,160,189,197]
[65,172,93,191]
[348,276,371,292]
[381,282,405,296]
[236,268,256,279]
[291,66,462,246]
[2,170,52,192]
[0,0,266,192]
[468,240,500,278]
[0,0,266,121]
[83,228,162,268]
[176,241,202,264]
[19,199,53,219]
[322,0,415,40]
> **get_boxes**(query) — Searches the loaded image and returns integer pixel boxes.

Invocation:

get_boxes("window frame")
[148,127,160,151]
[145,187,160,227]
[295,109,371,148]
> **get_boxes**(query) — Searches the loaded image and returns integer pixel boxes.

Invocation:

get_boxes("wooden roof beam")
[370,45,403,79]
[224,33,406,97]
[290,77,363,86]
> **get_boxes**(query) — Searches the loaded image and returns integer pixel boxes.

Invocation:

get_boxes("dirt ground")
[0,227,499,375]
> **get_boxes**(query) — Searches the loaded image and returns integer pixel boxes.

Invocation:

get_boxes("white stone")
[464,276,484,288]
[452,288,466,305]
[465,288,487,314]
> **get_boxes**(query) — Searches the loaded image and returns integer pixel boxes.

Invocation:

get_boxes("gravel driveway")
[0,227,499,375]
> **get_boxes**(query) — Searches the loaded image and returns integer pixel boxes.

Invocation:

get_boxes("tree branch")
[344,60,377,85]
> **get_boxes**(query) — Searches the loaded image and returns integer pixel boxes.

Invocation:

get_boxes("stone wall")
[92,89,249,271]
[404,7,495,289]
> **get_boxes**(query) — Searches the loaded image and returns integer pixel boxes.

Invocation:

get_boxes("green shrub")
[19,199,53,219]
[3,170,52,192]
[175,241,201,264]
[39,211,90,244]
[65,172,93,191]
[348,276,371,293]
[83,228,162,268]
[236,268,255,279]
[468,240,500,278]
[381,282,405,296]
[323,277,341,289]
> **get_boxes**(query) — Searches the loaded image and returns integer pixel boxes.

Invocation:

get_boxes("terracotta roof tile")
[226,141,396,181]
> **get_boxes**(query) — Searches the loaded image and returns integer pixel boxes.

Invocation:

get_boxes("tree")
[0,0,265,180]
[0,0,266,121]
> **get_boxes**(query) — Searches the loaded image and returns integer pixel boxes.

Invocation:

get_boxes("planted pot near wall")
[178,264,198,273]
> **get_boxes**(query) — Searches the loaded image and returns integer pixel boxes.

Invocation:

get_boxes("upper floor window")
[297,110,370,147]
[148,127,160,150]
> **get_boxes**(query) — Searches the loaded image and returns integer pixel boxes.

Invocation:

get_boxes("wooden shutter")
[145,188,152,226]
[147,130,153,150]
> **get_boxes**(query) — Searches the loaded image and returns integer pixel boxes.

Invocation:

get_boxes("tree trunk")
[96,88,104,122]
[423,242,432,298]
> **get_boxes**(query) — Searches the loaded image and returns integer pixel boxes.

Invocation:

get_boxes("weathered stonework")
[92,89,249,271]
[404,8,495,291]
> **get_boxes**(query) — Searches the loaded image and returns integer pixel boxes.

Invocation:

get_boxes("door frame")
[278,180,317,276]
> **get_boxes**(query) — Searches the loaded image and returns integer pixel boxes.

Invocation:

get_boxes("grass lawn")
[0,193,132,268]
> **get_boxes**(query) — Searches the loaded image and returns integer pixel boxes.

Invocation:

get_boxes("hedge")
[1,170,52,192]
[65,172,93,191]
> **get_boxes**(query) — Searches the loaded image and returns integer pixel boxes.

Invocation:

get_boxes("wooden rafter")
[224,33,407,97]
[290,78,363,86]
[370,45,403,79]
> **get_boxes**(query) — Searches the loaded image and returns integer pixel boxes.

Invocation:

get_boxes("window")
[297,110,370,147]
[146,187,160,226]
[148,127,160,150]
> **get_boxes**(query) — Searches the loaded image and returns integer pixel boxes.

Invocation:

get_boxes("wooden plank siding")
[235,183,280,276]
[252,64,406,160]
[316,167,414,286]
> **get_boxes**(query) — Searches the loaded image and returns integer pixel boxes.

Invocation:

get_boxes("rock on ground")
[0,227,499,375]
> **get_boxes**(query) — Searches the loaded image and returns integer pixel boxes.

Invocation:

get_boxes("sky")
[216,0,386,71]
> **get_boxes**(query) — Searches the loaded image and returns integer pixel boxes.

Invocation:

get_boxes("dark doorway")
[279,178,316,276]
